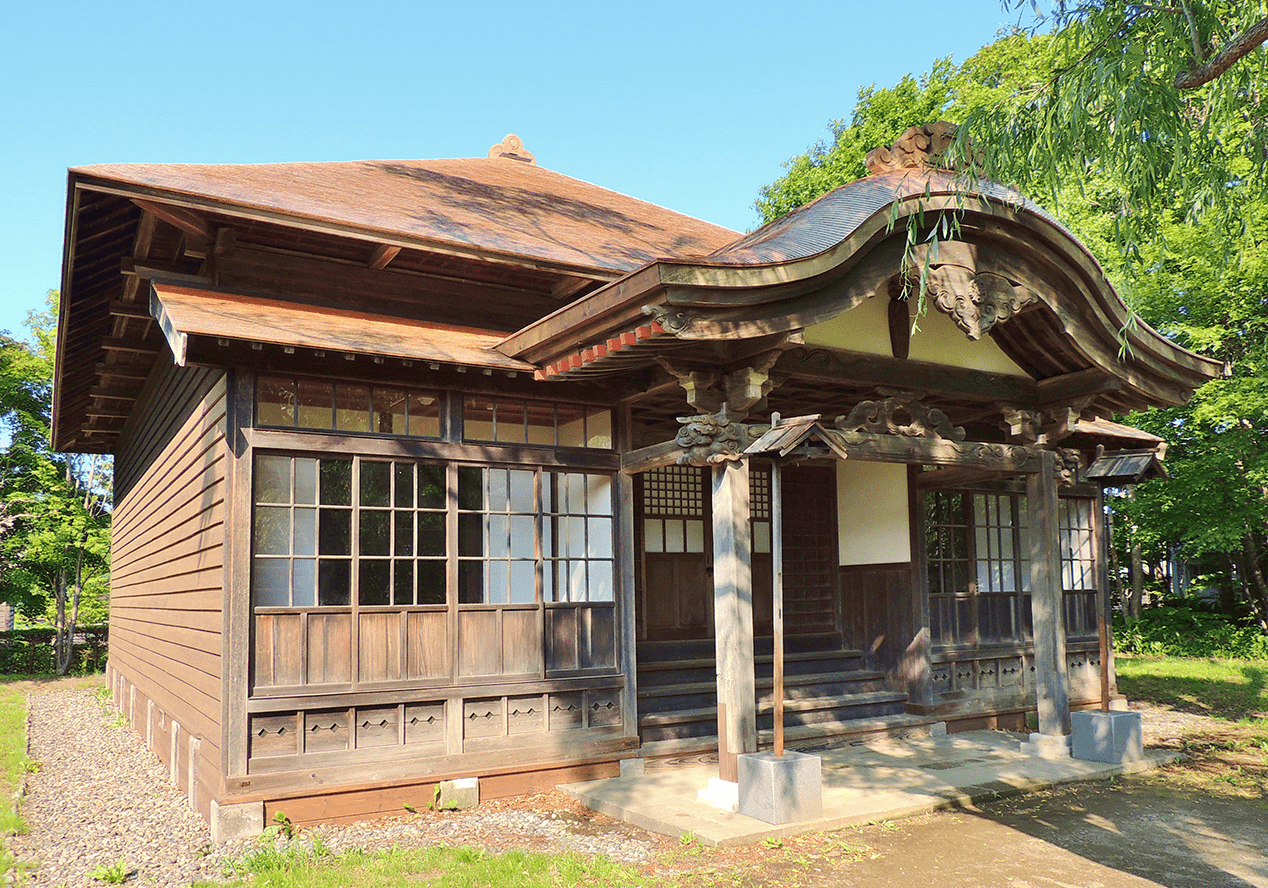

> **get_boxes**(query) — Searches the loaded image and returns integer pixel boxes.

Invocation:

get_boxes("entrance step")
[639,669,891,715]
[639,690,910,744]
[638,713,938,759]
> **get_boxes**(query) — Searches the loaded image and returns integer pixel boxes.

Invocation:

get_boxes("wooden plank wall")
[839,562,913,675]
[109,355,228,816]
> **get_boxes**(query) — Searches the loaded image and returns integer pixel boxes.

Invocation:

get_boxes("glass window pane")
[394,463,414,508]
[526,402,555,446]
[566,474,586,514]
[458,561,483,604]
[394,511,414,556]
[418,512,445,556]
[585,408,612,449]
[664,518,685,553]
[509,470,534,513]
[542,561,554,601]
[335,383,371,432]
[588,517,612,558]
[586,474,612,515]
[318,559,351,606]
[371,388,408,435]
[487,561,509,604]
[570,560,587,601]
[419,561,446,605]
[752,521,770,555]
[253,559,290,607]
[319,509,351,555]
[566,516,586,558]
[463,396,496,442]
[320,460,352,506]
[588,561,614,601]
[458,467,484,510]
[360,511,390,556]
[643,519,664,553]
[458,513,484,557]
[407,393,440,438]
[360,461,391,507]
[296,379,334,429]
[293,508,317,556]
[360,559,390,605]
[293,559,316,607]
[488,515,509,558]
[393,560,414,605]
[256,377,296,427]
[419,464,446,509]
[495,401,526,444]
[294,459,318,504]
[255,456,292,504]
[510,515,535,558]
[254,507,290,555]
[487,469,509,513]
[510,561,535,603]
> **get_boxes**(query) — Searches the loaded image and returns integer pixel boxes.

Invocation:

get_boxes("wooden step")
[637,713,937,758]
[639,691,909,727]
[637,670,888,699]
[636,649,864,673]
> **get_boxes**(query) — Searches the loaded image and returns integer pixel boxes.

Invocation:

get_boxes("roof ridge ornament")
[488,134,536,165]
[864,121,957,175]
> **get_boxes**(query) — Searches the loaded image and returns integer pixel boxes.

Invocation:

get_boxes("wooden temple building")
[53,128,1222,835]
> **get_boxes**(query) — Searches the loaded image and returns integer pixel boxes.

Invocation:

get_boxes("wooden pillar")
[1027,450,1071,735]
[771,462,785,757]
[712,459,756,781]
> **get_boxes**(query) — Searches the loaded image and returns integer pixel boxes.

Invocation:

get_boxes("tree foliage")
[0,294,111,673]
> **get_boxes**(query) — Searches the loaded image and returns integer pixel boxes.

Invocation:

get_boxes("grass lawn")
[1116,655,1268,720]
[0,682,30,879]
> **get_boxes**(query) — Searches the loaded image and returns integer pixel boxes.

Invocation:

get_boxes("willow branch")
[1174,15,1268,88]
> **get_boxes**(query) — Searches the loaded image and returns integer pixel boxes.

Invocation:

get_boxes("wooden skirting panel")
[838,562,913,674]
[259,758,623,828]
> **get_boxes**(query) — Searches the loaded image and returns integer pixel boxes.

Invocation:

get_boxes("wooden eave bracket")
[148,284,188,366]
[132,198,215,257]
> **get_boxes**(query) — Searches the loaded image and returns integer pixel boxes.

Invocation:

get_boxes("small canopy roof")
[149,282,533,373]
[1085,450,1169,485]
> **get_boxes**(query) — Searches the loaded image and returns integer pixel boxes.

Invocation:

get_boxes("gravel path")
[7,687,660,887]
[6,686,1242,887]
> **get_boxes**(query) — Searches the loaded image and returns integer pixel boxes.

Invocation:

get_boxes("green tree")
[1,294,111,673]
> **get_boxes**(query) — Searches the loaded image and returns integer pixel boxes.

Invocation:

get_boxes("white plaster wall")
[804,294,1030,377]
[836,460,911,565]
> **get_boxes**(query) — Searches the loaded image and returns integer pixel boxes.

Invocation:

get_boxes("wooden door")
[780,465,841,635]
[638,466,712,639]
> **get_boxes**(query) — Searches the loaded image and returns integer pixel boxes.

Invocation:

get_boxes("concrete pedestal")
[1071,710,1143,764]
[737,751,823,824]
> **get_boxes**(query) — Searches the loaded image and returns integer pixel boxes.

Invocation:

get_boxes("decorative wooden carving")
[487,133,536,164]
[1001,407,1041,443]
[864,121,957,174]
[1055,447,1084,486]
[657,358,723,412]
[834,395,966,442]
[642,304,697,335]
[923,265,1040,340]
[675,405,762,466]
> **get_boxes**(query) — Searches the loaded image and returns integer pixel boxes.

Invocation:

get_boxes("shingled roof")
[71,155,738,275]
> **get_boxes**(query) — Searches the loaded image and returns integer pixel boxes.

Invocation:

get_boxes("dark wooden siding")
[839,562,913,675]
[110,355,228,812]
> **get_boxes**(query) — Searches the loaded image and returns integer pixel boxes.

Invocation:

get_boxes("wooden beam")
[132,199,215,244]
[821,429,1045,473]
[101,337,161,355]
[149,287,188,366]
[712,460,756,782]
[94,366,150,382]
[912,465,1021,489]
[120,258,212,285]
[620,439,685,474]
[109,300,152,319]
[552,275,593,300]
[368,243,401,270]
[1027,450,1071,736]
[84,409,131,420]
[1037,368,1121,405]
[778,347,1038,405]
[89,385,139,401]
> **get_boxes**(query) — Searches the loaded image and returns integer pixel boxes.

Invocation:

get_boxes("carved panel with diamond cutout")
[354,705,399,749]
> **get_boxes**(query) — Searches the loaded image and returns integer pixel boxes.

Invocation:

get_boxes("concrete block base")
[436,777,479,810]
[697,777,739,812]
[209,800,264,843]
[1071,710,1144,764]
[620,758,646,778]
[1023,732,1072,760]
[930,722,948,737]
[738,751,823,825]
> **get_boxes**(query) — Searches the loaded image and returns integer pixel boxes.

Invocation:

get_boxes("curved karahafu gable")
[501,165,1226,414]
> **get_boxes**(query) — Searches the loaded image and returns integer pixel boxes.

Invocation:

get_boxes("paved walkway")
[562,731,1174,846]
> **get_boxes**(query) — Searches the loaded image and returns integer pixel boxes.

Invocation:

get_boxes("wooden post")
[772,462,785,757]
[1094,488,1113,711]
[712,459,756,781]
[1027,450,1071,735]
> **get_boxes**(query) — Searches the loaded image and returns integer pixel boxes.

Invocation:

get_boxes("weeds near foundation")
[89,858,135,883]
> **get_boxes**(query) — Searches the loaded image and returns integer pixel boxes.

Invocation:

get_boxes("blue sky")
[0,1,1025,340]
